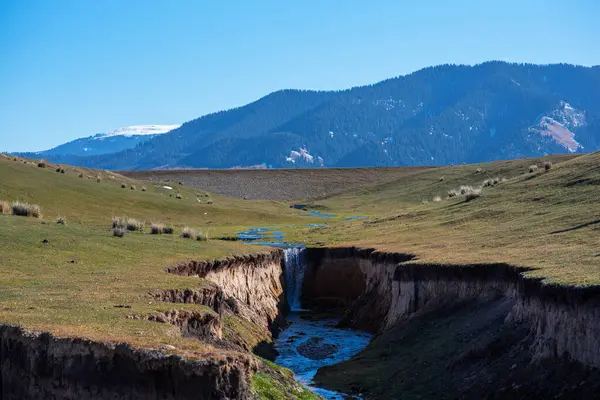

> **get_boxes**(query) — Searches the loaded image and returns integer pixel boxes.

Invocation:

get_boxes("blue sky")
[0,0,597,152]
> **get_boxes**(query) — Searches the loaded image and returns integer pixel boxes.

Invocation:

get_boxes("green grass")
[288,153,600,285]
[251,358,323,400]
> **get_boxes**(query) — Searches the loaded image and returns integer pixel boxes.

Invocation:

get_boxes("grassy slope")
[0,154,323,356]
[290,153,598,284]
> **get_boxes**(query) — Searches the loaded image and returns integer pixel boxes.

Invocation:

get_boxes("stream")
[238,228,372,399]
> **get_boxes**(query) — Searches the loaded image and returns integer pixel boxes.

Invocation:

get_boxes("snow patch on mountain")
[95,124,181,140]
[285,148,324,166]
[529,101,585,152]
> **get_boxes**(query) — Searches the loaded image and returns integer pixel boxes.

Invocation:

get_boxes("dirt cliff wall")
[0,325,254,400]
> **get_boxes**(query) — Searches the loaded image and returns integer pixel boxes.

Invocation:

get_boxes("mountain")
[24,62,600,170]
[14,125,180,160]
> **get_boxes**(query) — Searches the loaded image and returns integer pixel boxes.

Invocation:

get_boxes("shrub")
[56,215,67,225]
[439,176,444,182]
[195,232,208,241]
[141,186,147,192]
[150,223,165,234]
[459,185,474,195]
[112,216,124,229]
[125,218,144,231]
[121,183,127,188]
[544,161,552,171]
[162,225,174,234]
[421,199,429,204]
[13,157,17,161]
[113,227,126,237]
[96,175,102,182]
[37,160,46,168]
[60,168,65,174]
[464,188,482,201]
[447,189,458,198]
[476,167,483,173]
[207,199,214,204]
[181,227,196,238]
[78,172,83,178]
[11,202,42,218]
[0,200,10,214]
[433,196,442,202]
[482,179,492,187]
[529,165,539,173]
[176,193,182,199]
[130,184,136,190]
[56,167,62,172]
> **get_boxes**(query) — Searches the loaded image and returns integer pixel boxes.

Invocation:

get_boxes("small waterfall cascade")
[283,246,307,311]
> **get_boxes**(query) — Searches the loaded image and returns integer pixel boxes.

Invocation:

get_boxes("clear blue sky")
[0,0,597,152]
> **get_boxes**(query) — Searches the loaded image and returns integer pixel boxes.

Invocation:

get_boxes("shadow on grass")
[550,219,600,235]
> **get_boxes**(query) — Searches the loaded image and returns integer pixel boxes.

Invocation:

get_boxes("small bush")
[176,193,182,199]
[493,177,500,185]
[476,167,483,173]
[141,186,147,192]
[56,215,67,225]
[113,227,126,237]
[529,165,539,173]
[195,232,208,241]
[77,172,83,178]
[482,179,492,187]
[13,157,17,161]
[125,218,144,231]
[121,183,127,188]
[37,160,46,168]
[60,168,65,174]
[130,184,136,190]
[464,188,482,201]
[150,223,165,234]
[112,216,124,229]
[459,185,474,195]
[162,226,174,234]
[181,227,196,239]
[207,199,214,204]
[422,199,429,204]
[433,196,442,202]
[96,175,102,182]
[11,202,42,218]
[56,167,62,172]
[439,176,444,182]
[544,161,552,171]
[447,189,458,198]
[0,200,10,214]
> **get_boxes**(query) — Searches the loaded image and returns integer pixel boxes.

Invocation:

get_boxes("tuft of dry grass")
[529,165,539,173]
[78,172,84,178]
[476,168,483,173]
[459,185,474,195]
[56,215,67,225]
[195,232,208,241]
[439,176,444,182]
[130,184,136,191]
[96,175,102,182]
[181,227,196,239]
[433,196,442,202]
[11,202,42,218]
[37,160,46,168]
[207,199,214,204]
[113,227,126,237]
[544,161,553,171]
[464,188,482,201]
[121,183,127,189]
[447,189,458,198]
[0,200,10,214]
[125,218,144,231]
[162,225,174,234]
[150,223,165,234]
[141,186,147,192]
[176,193,182,199]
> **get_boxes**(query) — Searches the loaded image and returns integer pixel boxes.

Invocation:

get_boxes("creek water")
[238,228,372,399]
[278,246,372,399]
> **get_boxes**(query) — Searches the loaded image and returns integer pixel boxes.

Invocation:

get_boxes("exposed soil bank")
[0,325,254,400]
[306,248,600,399]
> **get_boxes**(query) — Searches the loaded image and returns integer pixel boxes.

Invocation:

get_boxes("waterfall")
[283,246,307,311]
